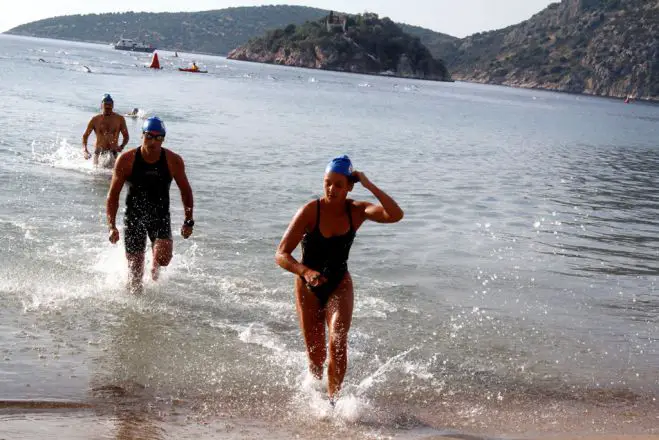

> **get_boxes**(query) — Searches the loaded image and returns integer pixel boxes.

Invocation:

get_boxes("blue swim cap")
[101,93,113,103]
[142,116,166,135]
[325,155,357,182]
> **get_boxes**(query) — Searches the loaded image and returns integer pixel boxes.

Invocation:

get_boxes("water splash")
[31,137,112,175]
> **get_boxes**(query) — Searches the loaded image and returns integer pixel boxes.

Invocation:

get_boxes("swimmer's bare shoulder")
[120,147,138,158]
[298,199,318,231]
[347,199,369,229]
[115,148,137,172]
[278,200,317,254]
[88,114,101,128]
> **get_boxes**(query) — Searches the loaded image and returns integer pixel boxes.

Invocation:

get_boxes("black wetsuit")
[95,148,118,159]
[300,199,356,306]
[124,147,173,254]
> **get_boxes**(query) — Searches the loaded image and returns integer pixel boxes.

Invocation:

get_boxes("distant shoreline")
[1,33,222,57]
[3,33,656,103]
[2,32,112,47]
[226,56,455,84]
[451,74,659,104]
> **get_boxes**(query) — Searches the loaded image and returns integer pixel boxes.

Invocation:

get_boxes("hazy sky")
[0,0,556,38]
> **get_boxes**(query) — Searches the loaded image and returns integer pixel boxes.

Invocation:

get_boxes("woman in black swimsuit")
[275,155,404,404]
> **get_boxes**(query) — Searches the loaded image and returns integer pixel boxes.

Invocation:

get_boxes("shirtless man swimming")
[82,94,129,167]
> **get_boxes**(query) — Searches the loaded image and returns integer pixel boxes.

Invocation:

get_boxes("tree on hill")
[445,0,658,100]
[5,6,331,55]
[5,5,460,61]
[229,13,450,81]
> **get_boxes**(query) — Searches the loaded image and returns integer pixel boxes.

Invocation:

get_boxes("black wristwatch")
[183,219,195,227]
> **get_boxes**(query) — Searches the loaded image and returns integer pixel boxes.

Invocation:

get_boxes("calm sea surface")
[0,34,657,439]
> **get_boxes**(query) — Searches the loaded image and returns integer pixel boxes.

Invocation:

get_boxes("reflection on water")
[541,145,659,277]
[88,309,166,440]
[113,412,164,440]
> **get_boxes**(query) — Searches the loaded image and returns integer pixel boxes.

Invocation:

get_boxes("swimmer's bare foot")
[128,280,143,296]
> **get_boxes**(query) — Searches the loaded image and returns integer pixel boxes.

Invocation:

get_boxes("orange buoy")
[149,52,160,69]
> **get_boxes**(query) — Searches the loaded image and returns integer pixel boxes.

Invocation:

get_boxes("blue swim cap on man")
[325,155,358,182]
[142,116,166,135]
[101,94,113,104]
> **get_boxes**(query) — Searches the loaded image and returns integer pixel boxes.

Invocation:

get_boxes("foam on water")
[235,322,290,354]
[0,218,39,242]
[31,137,113,175]
[292,370,372,424]
[354,294,398,319]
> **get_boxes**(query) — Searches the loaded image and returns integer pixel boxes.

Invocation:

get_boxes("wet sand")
[1,413,658,440]
[0,397,657,440]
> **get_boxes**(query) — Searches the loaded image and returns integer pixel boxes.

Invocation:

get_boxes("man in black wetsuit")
[106,116,194,293]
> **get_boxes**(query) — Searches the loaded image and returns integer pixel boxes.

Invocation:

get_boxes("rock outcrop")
[227,13,451,82]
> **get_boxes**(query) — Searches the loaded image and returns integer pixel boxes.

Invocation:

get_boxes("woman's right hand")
[352,170,374,189]
[302,268,327,288]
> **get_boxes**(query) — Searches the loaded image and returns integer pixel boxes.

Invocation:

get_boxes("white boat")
[113,38,155,53]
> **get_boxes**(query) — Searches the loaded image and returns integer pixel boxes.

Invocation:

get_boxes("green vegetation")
[5,6,330,55]
[439,0,658,100]
[228,13,450,81]
[5,5,457,60]
[397,23,458,63]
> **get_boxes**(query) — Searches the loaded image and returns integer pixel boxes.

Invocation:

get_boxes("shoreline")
[1,396,657,440]
[225,55,454,83]
[451,74,659,104]
[4,33,656,102]
[1,411,658,440]
[0,33,221,57]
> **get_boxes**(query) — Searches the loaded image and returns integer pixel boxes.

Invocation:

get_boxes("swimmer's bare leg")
[325,275,354,404]
[126,252,145,294]
[151,239,172,281]
[295,278,327,380]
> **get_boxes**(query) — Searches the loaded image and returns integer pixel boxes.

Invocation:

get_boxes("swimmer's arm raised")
[353,172,404,223]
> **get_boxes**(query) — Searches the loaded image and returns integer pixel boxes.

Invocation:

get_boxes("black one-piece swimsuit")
[300,199,356,306]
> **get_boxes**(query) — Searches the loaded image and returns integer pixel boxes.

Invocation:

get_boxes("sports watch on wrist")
[183,219,195,227]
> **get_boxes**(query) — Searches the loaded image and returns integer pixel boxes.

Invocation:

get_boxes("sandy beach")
[0,395,657,440]
[1,414,658,440]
